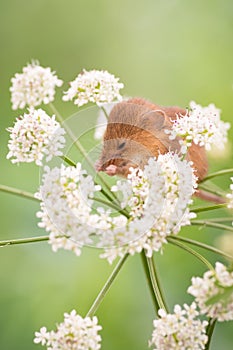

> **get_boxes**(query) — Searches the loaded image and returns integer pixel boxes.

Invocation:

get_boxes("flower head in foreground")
[226,177,233,209]
[149,303,208,350]
[101,153,197,263]
[34,310,102,350]
[7,108,65,166]
[35,163,99,255]
[10,61,63,110]
[166,101,230,153]
[188,262,233,321]
[63,69,124,107]
[36,153,196,262]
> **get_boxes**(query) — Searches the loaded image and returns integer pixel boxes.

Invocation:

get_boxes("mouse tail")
[194,189,226,204]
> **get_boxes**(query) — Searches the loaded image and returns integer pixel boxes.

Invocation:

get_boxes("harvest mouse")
[96,98,224,203]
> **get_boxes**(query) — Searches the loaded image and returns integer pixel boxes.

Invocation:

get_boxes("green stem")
[140,251,160,312]
[49,103,95,166]
[198,183,226,197]
[86,253,129,317]
[143,251,168,312]
[200,217,233,223]
[169,235,233,261]
[0,235,49,247]
[0,184,39,202]
[92,197,130,218]
[201,168,233,183]
[192,203,227,213]
[101,106,109,119]
[60,155,77,167]
[61,156,130,217]
[49,103,121,207]
[60,156,120,208]
[205,318,217,350]
[192,220,233,232]
[167,237,214,271]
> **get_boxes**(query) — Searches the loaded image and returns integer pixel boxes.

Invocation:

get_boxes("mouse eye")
[118,141,126,150]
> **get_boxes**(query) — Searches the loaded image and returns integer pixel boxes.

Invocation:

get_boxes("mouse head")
[96,102,179,177]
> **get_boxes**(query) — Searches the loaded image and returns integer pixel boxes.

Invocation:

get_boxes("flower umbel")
[35,163,99,255]
[10,61,63,110]
[34,310,102,350]
[166,101,230,153]
[36,154,196,261]
[188,262,233,321]
[149,303,208,350]
[102,153,197,263]
[63,69,124,106]
[7,108,65,166]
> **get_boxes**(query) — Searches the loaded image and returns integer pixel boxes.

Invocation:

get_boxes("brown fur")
[97,98,223,203]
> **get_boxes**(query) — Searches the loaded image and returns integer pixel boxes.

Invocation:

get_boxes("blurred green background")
[0,0,233,349]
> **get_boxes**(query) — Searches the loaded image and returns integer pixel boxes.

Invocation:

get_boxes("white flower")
[63,69,124,107]
[7,108,66,166]
[35,164,98,254]
[36,154,196,260]
[226,177,233,209]
[149,303,208,350]
[34,327,50,346]
[188,262,233,321]
[101,153,197,263]
[10,61,63,110]
[34,310,102,350]
[166,101,230,153]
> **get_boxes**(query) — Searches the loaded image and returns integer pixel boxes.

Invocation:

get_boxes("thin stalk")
[60,155,77,167]
[201,168,233,183]
[192,203,227,213]
[92,197,130,218]
[60,156,130,216]
[0,235,49,247]
[167,237,214,271]
[86,253,129,317]
[144,251,168,312]
[49,103,95,167]
[140,251,160,312]
[198,183,226,197]
[0,184,39,202]
[60,155,125,211]
[205,318,217,350]
[101,106,109,119]
[192,220,233,232]
[200,217,233,223]
[169,235,233,261]
[49,103,121,207]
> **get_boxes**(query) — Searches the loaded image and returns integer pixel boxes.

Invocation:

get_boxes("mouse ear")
[140,109,168,131]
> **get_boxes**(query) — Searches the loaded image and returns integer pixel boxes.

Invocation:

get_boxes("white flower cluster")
[10,61,63,110]
[63,69,124,107]
[35,163,99,255]
[102,153,197,263]
[7,109,65,166]
[34,310,102,350]
[166,101,230,153]
[226,177,233,209]
[149,303,208,350]
[36,154,196,262]
[188,262,233,321]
